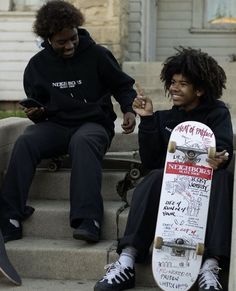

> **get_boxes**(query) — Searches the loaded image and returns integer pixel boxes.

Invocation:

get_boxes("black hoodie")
[138,100,233,170]
[23,29,136,138]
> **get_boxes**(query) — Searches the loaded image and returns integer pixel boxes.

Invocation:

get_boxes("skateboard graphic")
[152,121,216,291]
[0,230,21,285]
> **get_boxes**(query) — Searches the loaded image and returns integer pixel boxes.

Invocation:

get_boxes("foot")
[198,258,222,290]
[73,219,100,242]
[94,260,135,291]
[0,219,22,243]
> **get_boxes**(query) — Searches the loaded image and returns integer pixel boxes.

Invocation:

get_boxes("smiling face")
[169,74,204,111]
[49,27,79,58]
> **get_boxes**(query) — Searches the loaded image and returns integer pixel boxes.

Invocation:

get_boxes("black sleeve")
[138,113,166,170]
[23,62,48,123]
[207,107,233,168]
[98,47,137,114]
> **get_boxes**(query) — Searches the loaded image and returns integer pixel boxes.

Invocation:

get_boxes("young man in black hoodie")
[94,48,233,291]
[0,1,136,243]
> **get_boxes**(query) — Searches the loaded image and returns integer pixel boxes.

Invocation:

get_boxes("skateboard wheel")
[129,168,141,180]
[168,141,176,153]
[208,147,216,159]
[196,243,204,255]
[48,162,59,172]
[154,236,163,249]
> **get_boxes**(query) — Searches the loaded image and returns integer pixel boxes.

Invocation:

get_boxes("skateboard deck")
[0,230,21,285]
[152,121,216,291]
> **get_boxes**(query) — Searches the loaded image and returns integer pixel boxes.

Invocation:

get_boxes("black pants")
[118,168,233,262]
[0,121,110,228]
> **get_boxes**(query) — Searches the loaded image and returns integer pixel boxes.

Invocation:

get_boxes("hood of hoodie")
[163,99,229,128]
[41,28,95,58]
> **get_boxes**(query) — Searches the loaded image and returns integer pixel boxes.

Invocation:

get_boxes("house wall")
[155,0,236,62]
[71,0,129,62]
[127,0,142,61]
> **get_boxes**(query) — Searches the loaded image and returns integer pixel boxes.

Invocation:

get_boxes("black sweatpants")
[0,121,110,227]
[118,168,233,262]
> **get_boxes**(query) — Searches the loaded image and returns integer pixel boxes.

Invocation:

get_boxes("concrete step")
[29,169,131,201]
[0,277,157,291]
[5,238,156,287]
[23,200,129,240]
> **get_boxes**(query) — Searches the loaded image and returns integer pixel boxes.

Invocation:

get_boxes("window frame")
[190,0,236,34]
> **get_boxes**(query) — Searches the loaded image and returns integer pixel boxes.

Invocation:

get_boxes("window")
[191,0,236,33]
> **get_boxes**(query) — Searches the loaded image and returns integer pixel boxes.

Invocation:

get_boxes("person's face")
[169,74,203,111]
[49,27,79,58]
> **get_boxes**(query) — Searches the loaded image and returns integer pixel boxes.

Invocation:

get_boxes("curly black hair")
[160,47,226,102]
[33,0,85,39]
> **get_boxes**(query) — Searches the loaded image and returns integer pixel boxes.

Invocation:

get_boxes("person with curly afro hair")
[0,1,137,245]
[94,47,233,291]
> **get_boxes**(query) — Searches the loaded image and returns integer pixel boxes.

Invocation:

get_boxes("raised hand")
[132,83,153,117]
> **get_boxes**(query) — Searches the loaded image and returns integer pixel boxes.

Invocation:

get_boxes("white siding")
[156,0,236,62]
[127,0,142,61]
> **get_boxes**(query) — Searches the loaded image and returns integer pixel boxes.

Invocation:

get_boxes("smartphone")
[19,98,44,108]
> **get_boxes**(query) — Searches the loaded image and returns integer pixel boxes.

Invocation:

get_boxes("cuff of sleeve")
[139,114,156,130]
[122,105,136,115]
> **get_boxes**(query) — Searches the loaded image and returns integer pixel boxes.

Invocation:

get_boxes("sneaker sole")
[94,280,135,291]
[3,233,22,243]
[73,229,99,243]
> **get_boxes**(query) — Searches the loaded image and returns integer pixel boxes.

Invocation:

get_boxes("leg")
[0,122,70,240]
[94,169,164,291]
[118,169,164,262]
[205,169,233,258]
[68,123,110,228]
[198,169,233,291]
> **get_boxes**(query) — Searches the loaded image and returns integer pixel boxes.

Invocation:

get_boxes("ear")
[195,89,204,97]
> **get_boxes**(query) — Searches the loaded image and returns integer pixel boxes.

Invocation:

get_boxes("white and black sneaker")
[94,260,135,291]
[198,258,222,290]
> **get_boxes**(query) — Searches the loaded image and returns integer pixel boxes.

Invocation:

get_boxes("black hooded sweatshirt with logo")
[138,100,233,170]
[23,29,136,139]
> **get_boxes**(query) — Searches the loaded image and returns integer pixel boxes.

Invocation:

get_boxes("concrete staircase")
[0,118,157,290]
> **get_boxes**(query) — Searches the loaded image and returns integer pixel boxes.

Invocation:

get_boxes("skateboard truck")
[168,141,216,162]
[154,236,205,256]
[116,161,146,203]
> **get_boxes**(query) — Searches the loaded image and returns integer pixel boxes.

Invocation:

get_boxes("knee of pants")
[145,169,164,184]
[14,133,38,153]
[131,169,164,202]
[69,134,93,152]
[69,132,108,158]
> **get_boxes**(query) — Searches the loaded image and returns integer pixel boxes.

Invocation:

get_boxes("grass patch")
[0,111,26,119]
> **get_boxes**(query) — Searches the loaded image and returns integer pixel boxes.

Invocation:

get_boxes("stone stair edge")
[0,277,157,291]
[23,198,129,240]
[6,237,157,287]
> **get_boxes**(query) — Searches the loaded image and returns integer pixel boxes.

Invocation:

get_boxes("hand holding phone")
[19,98,44,108]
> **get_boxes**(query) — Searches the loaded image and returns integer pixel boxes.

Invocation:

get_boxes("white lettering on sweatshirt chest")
[52,80,82,89]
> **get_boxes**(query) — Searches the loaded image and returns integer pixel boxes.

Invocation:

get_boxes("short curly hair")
[33,0,85,39]
[160,47,226,102]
